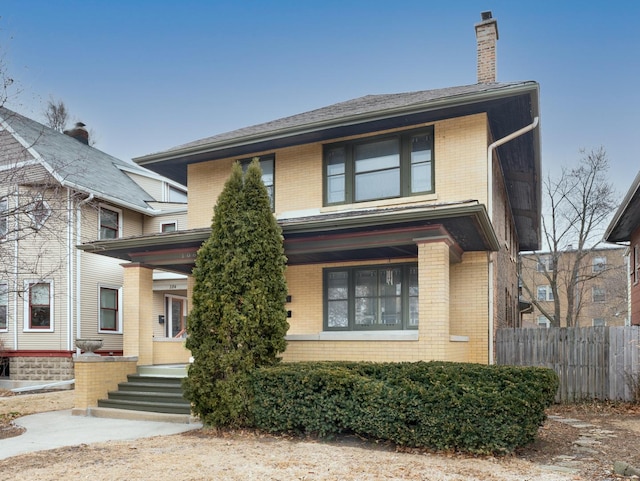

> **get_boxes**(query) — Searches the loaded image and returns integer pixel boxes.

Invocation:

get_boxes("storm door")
[165,295,187,338]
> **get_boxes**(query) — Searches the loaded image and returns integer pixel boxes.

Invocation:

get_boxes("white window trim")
[99,204,123,240]
[164,184,187,203]
[634,245,639,286]
[536,316,550,328]
[536,285,554,302]
[160,220,178,233]
[98,284,123,334]
[0,281,8,332]
[23,279,54,332]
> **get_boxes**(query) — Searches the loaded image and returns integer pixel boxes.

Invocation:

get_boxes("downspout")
[12,192,19,351]
[66,189,73,351]
[486,116,539,364]
[75,193,94,354]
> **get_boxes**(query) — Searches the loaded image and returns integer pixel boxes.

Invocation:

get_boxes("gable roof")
[605,170,640,243]
[134,80,541,250]
[0,107,173,214]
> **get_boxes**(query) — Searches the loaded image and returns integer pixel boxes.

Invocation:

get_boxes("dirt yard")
[2,389,640,480]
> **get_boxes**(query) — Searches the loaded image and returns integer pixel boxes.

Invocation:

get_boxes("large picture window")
[324,128,434,205]
[324,264,418,330]
[240,154,275,211]
[99,287,120,332]
[26,281,52,330]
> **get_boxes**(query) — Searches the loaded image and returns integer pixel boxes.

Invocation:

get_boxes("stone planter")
[75,339,103,356]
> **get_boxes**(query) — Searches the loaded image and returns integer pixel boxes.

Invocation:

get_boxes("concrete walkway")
[0,409,202,460]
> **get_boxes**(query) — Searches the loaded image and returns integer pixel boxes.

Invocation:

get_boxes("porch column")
[416,238,451,360]
[122,262,154,365]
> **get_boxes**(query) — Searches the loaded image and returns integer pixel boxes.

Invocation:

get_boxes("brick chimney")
[475,11,499,83]
[63,122,89,145]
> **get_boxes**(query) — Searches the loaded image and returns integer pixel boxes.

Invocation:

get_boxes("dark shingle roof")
[141,82,533,158]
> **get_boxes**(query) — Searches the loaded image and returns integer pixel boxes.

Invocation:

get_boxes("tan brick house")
[0,109,187,386]
[605,171,640,326]
[81,12,542,366]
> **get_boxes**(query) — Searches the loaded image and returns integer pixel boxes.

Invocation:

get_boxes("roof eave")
[135,82,538,166]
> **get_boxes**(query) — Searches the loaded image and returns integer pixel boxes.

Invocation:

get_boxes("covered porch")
[79,201,499,367]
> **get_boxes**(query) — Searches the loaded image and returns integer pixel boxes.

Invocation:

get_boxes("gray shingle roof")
[0,107,159,213]
[143,82,532,158]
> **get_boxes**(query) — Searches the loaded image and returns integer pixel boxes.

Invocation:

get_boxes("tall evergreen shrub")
[184,159,288,427]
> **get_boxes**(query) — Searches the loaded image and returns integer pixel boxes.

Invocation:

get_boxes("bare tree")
[43,98,69,132]
[519,147,620,327]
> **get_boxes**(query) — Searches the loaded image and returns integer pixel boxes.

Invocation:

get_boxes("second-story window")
[324,127,434,205]
[99,206,120,239]
[240,155,274,211]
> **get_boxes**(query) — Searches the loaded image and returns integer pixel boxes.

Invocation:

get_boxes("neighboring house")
[519,248,629,328]
[605,170,640,326]
[80,12,542,365]
[0,108,188,386]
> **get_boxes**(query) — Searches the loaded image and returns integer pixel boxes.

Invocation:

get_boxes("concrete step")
[97,398,191,415]
[118,381,184,394]
[126,374,185,385]
[106,390,189,405]
[80,406,199,424]
[137,364,188,378]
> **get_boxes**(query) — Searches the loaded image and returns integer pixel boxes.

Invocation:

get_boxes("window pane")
[409,266,419,327]
[355,169,400,201]
[100,310,117,330]
[411,163,432,193]
[355,297,377,325]
[326,147,346,203]
[31,307,50,327]
[168,186,187,203]
[328,300,348,328]
[327,175,345,204]
[31,284,49,305]
[409,297,419,326]
[328,271,348,300]
[354,139,399,172]
[355,270,377,296]
[161,223,177,233]
[101,289,117,309]
[411,134,432,193]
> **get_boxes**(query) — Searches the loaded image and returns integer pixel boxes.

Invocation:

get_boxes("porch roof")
[78,201,499,274]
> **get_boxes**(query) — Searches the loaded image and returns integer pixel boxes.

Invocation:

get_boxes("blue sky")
[1,1,639,196]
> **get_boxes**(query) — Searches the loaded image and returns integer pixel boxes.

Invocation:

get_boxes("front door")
[166,295,187,338]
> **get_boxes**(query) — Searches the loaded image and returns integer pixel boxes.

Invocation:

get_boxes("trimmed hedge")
[249,361,558,455]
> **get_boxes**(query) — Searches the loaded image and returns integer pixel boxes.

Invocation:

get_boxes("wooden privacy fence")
[496,326,640,402]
